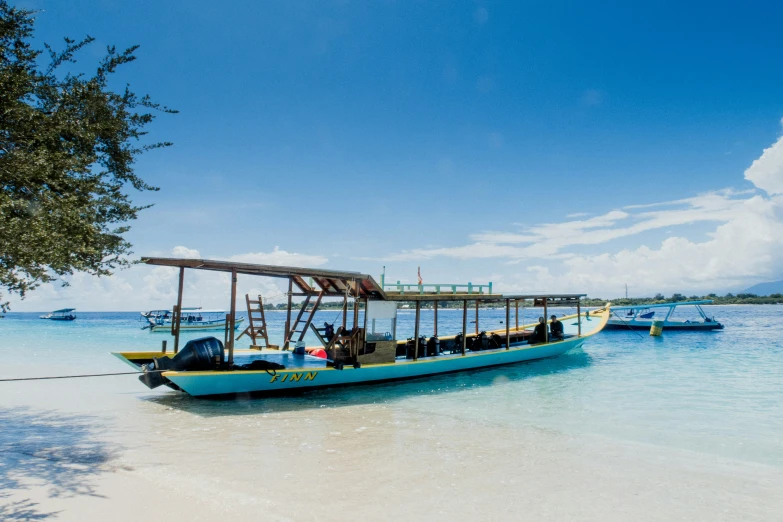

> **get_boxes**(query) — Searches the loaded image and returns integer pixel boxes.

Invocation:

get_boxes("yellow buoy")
[649,320,664,336]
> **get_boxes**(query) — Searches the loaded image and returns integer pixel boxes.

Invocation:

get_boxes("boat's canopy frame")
[610,300,714,310]
[142,257,588,367]
[611,300,714,321]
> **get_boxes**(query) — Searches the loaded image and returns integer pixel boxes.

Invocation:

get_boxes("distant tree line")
[581,293,783,307]
[265,292,783,311]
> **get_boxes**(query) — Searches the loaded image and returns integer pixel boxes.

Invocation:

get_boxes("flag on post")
[417,266,423,285]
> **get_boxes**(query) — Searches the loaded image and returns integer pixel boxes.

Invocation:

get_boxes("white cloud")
[227,246,328,267]
[744,131,783,196]
[551,195,783,295]
[171,246,201,259]
[385,194,749,263]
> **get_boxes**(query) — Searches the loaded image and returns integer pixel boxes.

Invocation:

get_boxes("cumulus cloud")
[514,195,783,295]
[385,194,751,264]
[171,246,201,259]
[744,128,783,195]
[227,246,328,267]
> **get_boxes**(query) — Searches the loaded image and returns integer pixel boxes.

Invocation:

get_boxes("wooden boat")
[145,308,245,332]
[113,258,610,397]
[40,308,76,321]
[605,300,723,331]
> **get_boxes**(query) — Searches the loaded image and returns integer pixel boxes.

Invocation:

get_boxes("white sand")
[3,402,782,521]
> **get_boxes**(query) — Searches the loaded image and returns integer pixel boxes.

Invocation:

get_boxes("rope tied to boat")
[610,310,646,340]
[0,370,168,382]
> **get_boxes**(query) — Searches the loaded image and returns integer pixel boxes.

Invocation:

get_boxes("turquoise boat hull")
[162,336,584,397]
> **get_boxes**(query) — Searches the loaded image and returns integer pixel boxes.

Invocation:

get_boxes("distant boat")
[140,306,201,320]
[605,300,723,331]
[40,308,77,321]
[146,309,244,332]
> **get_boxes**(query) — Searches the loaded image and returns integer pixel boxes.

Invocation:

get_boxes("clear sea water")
[1,305,782,520]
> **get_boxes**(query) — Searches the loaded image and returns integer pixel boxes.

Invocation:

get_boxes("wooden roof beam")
[291,275,312,293]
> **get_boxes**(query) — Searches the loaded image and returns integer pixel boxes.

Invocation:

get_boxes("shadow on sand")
[144,350,593,417]
[0,407,119,520]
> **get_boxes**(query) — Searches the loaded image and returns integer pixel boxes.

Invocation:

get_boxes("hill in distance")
[743,281,783,296]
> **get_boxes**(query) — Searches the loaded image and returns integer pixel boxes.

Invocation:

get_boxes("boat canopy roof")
[142,257,586,303]
[142,257,386,299]
[384,293,586,302]
[610,300,713,311]
[52,308,76,313]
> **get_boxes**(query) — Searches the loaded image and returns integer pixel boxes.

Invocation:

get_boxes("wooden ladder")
[237,294,271,348]
[284,291,324,349]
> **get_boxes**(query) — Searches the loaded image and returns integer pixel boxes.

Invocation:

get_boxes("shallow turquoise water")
[1,305,781,468]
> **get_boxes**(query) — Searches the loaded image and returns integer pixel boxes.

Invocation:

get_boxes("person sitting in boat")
[530,317,549,344]
[323,322,335,342]
[550,315,564,339]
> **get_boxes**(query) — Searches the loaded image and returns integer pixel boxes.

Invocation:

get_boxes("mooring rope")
[611,310,646,340]
[0,370,163,382]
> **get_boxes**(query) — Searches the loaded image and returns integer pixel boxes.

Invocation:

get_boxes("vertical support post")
[353,292,359,329]
[284,278,293,349]
[171,305,179,352]
[515,300,519,331]
[352,282,360,359]
[505,299,510,350]
[414,301,421,361]
[462,300,467,356]
[475,300,479,334]
[228,268,237,365]
[577,299,582,337]
[433,301,438,337]
[161,340,167,354]
[174,266,184,354]
[342,293,347,329]
[543,298,549,343]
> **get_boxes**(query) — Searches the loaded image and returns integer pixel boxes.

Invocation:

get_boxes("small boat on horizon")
[40,308,77,321]
[605,300,724,331]
[141,306,202,319]
[145,308,245,332]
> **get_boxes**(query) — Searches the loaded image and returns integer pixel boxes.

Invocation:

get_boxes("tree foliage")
[0,1,175,310]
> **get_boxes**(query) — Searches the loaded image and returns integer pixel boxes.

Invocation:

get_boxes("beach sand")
[3,398,782,521]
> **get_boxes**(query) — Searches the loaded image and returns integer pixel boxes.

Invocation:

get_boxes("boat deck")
[233,351,329,369]
[115,334,577,371]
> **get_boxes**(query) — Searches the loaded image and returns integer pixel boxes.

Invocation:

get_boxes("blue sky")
[10,0,783,309]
